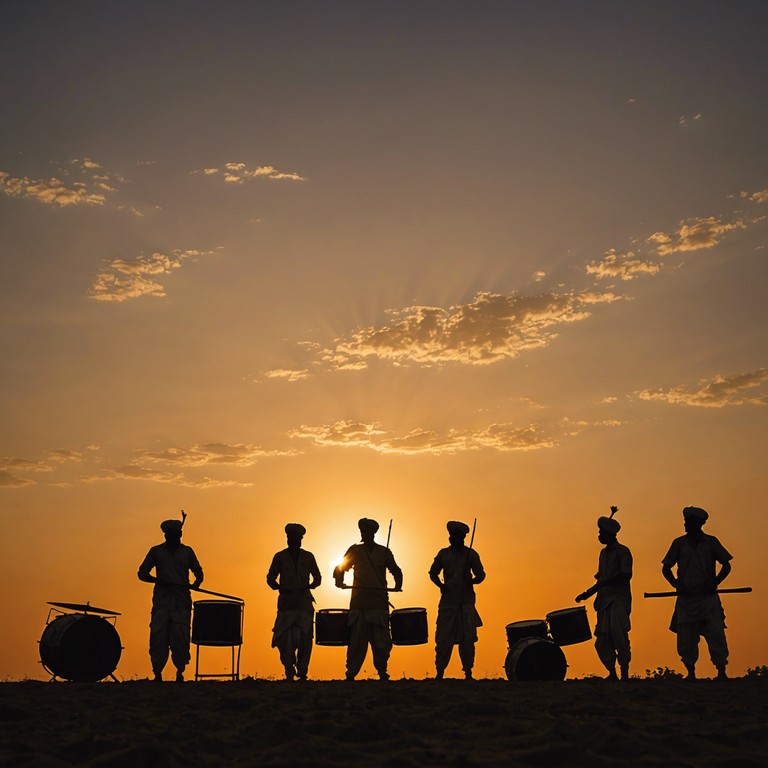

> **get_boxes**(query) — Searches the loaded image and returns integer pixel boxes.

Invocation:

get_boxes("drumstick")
[386,518,393,549]
[643,587,752,598]
[190,585,245,602]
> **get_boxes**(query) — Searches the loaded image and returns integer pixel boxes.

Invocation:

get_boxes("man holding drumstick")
[576,506,633,680]
[138,515,204,682]
[661,506,733,680]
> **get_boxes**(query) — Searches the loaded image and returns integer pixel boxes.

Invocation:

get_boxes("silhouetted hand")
[575,592,587,603]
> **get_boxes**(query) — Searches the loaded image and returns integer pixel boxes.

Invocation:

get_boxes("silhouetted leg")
[274,627,298,678]
[149,610,170,676]
[346,612,369,679]
[702,618,728,673]
[676,622,700,677]
[594,632,617,675]
[296,627,313,679]
[169,616,191,675]
[370,621,393,679]
[458,640,475,678]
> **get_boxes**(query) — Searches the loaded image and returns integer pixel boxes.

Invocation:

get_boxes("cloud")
[0,158,124,208]
[289,420,558,455]
[89,249,213,302]
[586,248,662,281]
[194,162,305,183]
[678,113,703,128]
[0,470,35,488]
[646,215,747,255]
[2,457,52,472]
[0,170,107,207]
[320,290,621,370]
[637,368,768,408]
[264,368,310,383]
[740,189,768,204]
[139,442,291,467]
[82,465,252,488]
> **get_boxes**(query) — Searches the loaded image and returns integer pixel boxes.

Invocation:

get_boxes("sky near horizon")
[1,1,766,681]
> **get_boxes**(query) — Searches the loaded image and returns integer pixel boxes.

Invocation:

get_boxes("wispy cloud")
[89,249,214,302]
[0,158,124,207]
[678,113,703,128]
[289,417,622,456]
[263,368,311,383]
[740,189,768,205]
[0,470,35,488]
[193,162,305,183]
[586,248,662,281]
[290,420,558,455]
[82,465,252,488]
[646,215,747,255]
[319,290,621,371]
[139,442,292,467]
[637,368,768,408]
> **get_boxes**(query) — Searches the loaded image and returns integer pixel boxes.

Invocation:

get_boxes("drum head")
[40,614,122,682]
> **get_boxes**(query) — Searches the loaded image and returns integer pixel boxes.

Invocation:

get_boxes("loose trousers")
[346,610,392,678]
[149,608,191,673]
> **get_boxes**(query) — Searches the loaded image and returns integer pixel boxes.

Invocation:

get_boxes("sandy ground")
[1,677,766,767]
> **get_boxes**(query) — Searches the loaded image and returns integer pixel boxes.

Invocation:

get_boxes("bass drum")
[39,613,122,682]
[504,637,567,682]
[192,600,243,646]
[390,608,428,646]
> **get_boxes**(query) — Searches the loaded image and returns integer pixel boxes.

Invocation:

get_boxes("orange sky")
[1,2,766,681]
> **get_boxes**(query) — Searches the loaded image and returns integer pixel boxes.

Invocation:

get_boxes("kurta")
[593,541,632,670]
[266,547,321,678]
[138,543,204,673]
[335,542,402,678]
[662,533,732,628]
[429,546,485,673]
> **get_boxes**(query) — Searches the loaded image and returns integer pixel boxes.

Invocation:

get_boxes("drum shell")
[390,608,428,646]
[505,637,567,682]
[192,600,243,646]
[505,619,548,647]
[315,609,350,646]
[39,613,122,682]
[546,606,592,646]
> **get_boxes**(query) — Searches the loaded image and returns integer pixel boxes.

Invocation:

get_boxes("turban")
[160,519,183,533]
[285,523,306,536]
[597,516,621,534]
[447,520,470,535]
[683,506,709,522]
[358,518,379,534]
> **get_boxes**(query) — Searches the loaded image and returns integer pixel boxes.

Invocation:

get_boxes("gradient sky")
[1,1,766,681]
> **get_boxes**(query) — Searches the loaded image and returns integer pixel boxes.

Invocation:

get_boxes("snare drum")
[546,606,592,646]
[390,608,428,646]
[505,619,548,647]
[315,609,350,646]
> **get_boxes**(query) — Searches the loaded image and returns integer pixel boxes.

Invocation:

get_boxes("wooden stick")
[643,587,752,598]
[190,585,245,602]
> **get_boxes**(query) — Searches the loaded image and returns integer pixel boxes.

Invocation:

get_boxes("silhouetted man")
[576,506,632,680]
[662,506,733,680]
[333,518,403,681]
[429,521,486,680]
[267,523,322,681]
[138,517,203,682]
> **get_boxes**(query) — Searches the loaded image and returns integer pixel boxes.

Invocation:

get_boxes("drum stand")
[193,642,242,682]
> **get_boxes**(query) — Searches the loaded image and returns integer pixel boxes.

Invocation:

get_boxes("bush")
[644,666,683,679]
[744,665,768,678]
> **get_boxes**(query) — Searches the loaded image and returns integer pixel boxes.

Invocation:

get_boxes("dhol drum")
[390,608,428,646]
[546,606,592,646]
[39,613,122,682]
[505,637,567,682]
[192,600,243,646]
[505,619,548,647]
[315,609,350,646]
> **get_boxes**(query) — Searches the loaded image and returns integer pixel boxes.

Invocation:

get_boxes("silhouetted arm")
[428,554,444,592]
[309,554,322,590]
[137,550,156,583]
[470,551,486,586]
[576,571,630,602]
[715,560,732,586]
[189,549,204,589]
[661,563,678,590]
[266,553,281,591]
